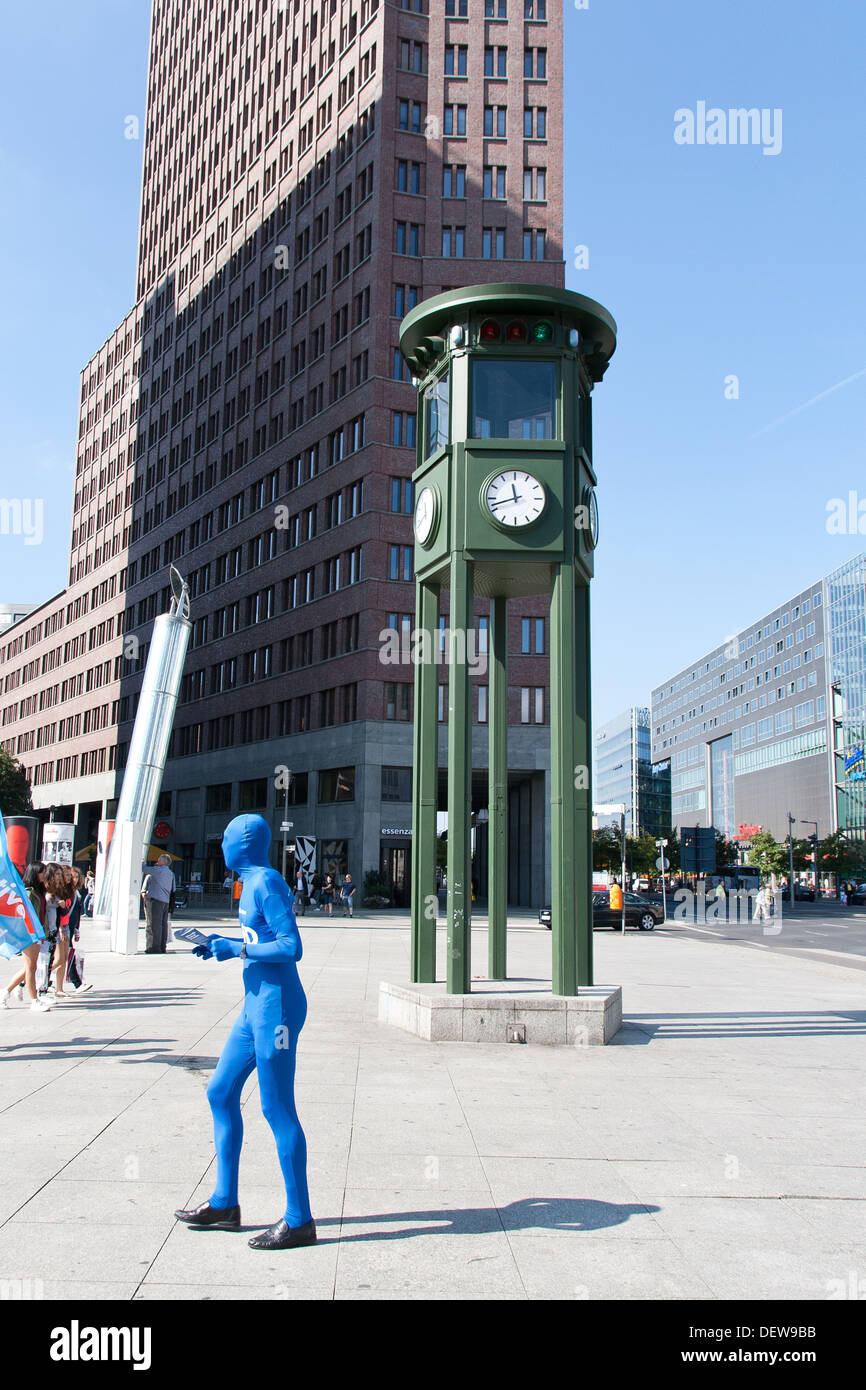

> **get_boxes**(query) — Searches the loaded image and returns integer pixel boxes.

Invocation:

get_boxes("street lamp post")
[787,811,796,906]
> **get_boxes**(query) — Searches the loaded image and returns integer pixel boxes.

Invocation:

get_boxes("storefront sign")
[734,823,762,841]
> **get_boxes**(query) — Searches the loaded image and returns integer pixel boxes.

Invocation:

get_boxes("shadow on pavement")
[313,1197,660,1242]
[35,988,203,1011]
[619,1010,866,1041]
[0,1036,176,1061]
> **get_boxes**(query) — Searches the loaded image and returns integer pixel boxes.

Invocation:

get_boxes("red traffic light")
[506,320,527,343]
[480,319,500,342]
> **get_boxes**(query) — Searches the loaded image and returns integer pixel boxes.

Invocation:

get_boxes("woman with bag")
[64,868,92,993]
[2,863,52,1012]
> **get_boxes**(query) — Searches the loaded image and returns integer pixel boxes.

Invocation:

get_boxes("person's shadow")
[313,1197,660,1243]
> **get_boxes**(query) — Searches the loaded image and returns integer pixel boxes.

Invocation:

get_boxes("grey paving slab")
[506,1233,716,1300]
[332,1229,525,1297]
[0,1223,167,1284]
[133,1282,332,1301]
[19,1281,142,1300]
[144,1226,338,1290]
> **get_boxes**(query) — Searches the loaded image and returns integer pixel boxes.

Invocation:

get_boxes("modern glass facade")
[825,555,866,839]
[652,566,846,842]
[596,707,670,838]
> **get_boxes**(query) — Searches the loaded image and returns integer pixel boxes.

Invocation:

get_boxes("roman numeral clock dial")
[483,470,547,529]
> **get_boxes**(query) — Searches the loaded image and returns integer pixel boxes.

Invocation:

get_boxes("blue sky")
[1,0,865,731]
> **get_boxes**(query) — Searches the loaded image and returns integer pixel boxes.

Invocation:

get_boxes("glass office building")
[825,555,866,840]
[595,707,670,838]
[651,558,866,844]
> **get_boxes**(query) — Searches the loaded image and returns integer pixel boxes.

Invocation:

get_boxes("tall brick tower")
[1,0,564,904]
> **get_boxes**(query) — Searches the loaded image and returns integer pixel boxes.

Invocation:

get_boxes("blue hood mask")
[222,813,272,872]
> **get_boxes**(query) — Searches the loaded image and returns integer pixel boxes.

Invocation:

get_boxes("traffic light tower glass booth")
[400,285,617,996]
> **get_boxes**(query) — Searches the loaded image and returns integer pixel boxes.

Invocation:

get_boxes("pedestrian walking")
[64,868,92,994]
[340,873,357,918]
[2,864,52,1012]
[321,875,335,916]
[294,869,306,915]
[309,871,322,912]
[83,868,95,916]
[754,881,772,922]
[40,865,68,997]
[50,865,78,998]
[141,854,176,953]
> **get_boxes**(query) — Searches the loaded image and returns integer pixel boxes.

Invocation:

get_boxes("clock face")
[483,470,546,529]
[585,486,599,549]
[414,486,438,546]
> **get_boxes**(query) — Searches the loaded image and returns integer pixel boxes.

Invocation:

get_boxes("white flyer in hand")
[172,925,212,947]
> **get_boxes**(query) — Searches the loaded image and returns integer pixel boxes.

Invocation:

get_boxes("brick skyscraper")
[1,0,563,903]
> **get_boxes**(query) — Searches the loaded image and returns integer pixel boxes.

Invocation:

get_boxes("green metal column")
[411,578,439,982]
[488,595,508,978]
[446,552,473,994]
[574,581,593,987]
[550,564,593,994]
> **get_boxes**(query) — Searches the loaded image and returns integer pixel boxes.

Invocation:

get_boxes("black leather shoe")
[174,1201,240,1228]
[248,1218,317,1249]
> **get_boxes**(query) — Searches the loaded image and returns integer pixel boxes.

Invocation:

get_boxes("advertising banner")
[2,816,39,877]
[41,823,75,866]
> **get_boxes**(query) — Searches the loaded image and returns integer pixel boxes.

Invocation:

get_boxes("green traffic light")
[532,320,553,342]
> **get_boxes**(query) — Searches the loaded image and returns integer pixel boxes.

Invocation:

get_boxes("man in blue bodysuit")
[174,813,316,1249]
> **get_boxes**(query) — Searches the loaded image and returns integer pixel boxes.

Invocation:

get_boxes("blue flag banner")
[0,811,45,959]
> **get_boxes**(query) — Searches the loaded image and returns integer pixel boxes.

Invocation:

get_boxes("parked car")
[539,892,663,932]
[793,884,815,902]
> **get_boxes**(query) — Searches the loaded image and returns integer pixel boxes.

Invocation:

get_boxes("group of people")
[293,870,356,918]
[2,862,92,1011]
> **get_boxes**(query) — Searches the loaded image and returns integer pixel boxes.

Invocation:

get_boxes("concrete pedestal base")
[378,980,622,1045]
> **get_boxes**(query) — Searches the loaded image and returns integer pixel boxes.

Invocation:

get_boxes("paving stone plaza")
[1,909,863,1302]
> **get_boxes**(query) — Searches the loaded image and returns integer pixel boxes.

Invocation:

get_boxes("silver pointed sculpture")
[93,568,191,951]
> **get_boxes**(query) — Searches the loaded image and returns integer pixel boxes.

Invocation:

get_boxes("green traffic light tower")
[399,284,617,997]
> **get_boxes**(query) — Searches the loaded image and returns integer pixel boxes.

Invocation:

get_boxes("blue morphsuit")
[196,814,311,1228]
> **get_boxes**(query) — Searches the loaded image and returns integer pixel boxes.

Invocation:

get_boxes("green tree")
[818,831,866,881]
[665,828,681,874]
[0,750,31,815]
[627,833,659,878]
[592,826,622,873]
[714,830,739,865]
[747,830,788,877]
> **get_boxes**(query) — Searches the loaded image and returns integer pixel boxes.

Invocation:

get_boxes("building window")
[523,106,547,138]
[482,227,506,258]
[522,228,546,260]
[443,104,467,136]
[382,766,413,801]
[484,46,507,76]
[441,226,465,257]
[484,105,507,137]
[520,687,544,723]
[319,767,355,801]
[442,164,467,198]
[385,683,411,720]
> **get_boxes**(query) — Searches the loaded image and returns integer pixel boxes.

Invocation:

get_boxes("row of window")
[445,0,548,17]
[398,99,547,138]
